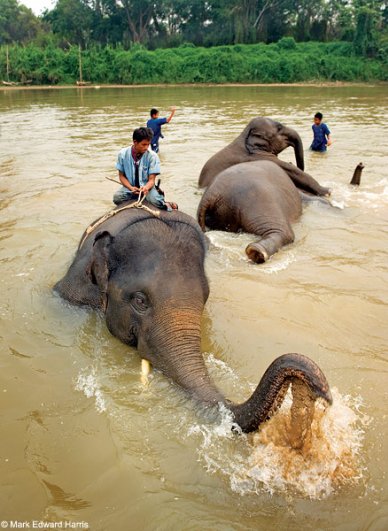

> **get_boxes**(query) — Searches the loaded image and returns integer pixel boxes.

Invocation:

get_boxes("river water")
[1,85,387,530]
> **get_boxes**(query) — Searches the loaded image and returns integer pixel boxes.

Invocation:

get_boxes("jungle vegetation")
[0,0,387,84]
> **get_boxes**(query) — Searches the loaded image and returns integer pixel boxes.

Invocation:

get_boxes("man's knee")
[113,188,130,205]
[147,187,165,208]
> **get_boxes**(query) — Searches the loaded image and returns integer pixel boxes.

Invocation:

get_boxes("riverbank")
[1,40,387,86]
[1,81,385,91]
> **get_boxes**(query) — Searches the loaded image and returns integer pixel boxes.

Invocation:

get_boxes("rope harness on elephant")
[79,192,160,249]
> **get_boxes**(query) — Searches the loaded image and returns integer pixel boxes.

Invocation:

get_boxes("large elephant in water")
[198,117,330,197]
[198,160,365,264]
[55,202,332,433]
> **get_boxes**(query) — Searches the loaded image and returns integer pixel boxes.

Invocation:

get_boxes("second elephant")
[198,116,330,197]
[198,160,303,263]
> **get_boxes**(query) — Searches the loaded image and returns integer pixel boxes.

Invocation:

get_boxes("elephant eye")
[130,292,149,313]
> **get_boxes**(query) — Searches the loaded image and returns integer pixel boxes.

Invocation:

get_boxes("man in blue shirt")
[311,112,332,152]
[146,106,176,153]
[113,127,177,210]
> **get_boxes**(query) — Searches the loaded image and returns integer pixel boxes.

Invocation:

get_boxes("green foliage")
[1,0,386,87]
[0,0,43,45]
[43,0,94,48]
[1,0,388,67]
[277,37,297,50]
[1,40,387,84]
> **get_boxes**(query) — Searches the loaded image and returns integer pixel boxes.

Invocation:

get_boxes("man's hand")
[140,185,152,196]
[141,174,157,196]
[119,171,140,194]
[167,107,176,123]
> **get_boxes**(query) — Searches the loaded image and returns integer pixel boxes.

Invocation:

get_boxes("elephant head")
[55,209,331,433]
[199,117,305,188]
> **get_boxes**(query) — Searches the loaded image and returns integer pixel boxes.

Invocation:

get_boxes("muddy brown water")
[1,85,388,530]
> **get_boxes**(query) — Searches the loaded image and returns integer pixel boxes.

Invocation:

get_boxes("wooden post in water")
[78,44,83,84]
[6,45,10,82]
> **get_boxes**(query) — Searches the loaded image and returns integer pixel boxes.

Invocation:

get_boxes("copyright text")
[1,522,89,529]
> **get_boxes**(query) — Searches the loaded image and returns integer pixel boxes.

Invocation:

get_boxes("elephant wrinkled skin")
[198,160,303,263]
[198,117,330,197]
[55,202,332,433]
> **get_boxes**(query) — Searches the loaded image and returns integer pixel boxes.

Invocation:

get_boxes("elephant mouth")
[106,317,138,347]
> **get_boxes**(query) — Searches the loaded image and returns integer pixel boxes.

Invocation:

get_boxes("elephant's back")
[78,204,202,252]
[199,140,253,188]
[214,160,297,193]
[212,160,302,220]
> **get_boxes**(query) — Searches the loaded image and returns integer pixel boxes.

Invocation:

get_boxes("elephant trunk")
[350,162,364,186]
[284,127,305,172]
[228,353,332,433]
[145,306,225,404]
[147,309,332,433]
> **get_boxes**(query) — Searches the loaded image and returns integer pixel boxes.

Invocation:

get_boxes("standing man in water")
[310,112,332,152]
[113,127,178,210]
[147,106,176,153]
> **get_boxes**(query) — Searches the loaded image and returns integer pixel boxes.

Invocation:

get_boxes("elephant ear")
[245,128,271,155]
[87,230,114,311]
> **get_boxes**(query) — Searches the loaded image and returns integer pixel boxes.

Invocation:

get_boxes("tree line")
[0,0,387,85]
[0,0,387,58]
[1,39,386,85]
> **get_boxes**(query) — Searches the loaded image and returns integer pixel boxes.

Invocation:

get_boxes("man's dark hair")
[133,127,153,142]
[314,112,323,120]
[150,108,158,117]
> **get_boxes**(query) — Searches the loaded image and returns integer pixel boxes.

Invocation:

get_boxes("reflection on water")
[1,85,388,529]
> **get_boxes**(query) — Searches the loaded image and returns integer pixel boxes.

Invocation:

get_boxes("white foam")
[325,179,388,210]
[329,200,345,209]
[206,353,240,382]
[188,388,368,499]
[258,251,297,274]
[75,369,106,413]
[208,231,297,274]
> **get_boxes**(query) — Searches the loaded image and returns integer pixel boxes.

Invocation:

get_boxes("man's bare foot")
[165,201,178,210]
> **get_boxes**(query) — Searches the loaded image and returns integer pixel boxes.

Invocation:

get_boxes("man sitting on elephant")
[113,127,177,211]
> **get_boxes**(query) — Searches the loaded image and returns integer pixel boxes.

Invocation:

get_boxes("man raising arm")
[147,106,176,153]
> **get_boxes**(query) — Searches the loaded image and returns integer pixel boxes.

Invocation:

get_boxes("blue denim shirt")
[147,117,167,145]
[311,123,331,152]
[115,147,160,187]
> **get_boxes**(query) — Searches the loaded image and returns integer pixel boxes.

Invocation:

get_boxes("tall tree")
[44,0,94,47]
[353,0,387,55]
[0,0,42,44]
[119,0,156,44]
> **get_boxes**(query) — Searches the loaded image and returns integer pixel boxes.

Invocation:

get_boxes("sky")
[21,0,55,15]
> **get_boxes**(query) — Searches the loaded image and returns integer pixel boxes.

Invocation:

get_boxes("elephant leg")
[299,190,332,206]
[245,228,294,264]
[197,191,213,231]
[277,161,330,197]
[198,191,239,232]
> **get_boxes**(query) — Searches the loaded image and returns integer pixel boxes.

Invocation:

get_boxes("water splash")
[188,388,368,500]
[258,251,297,274]
[326,178,388,210]
[75,369,106,413]
[207,231,297,273]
